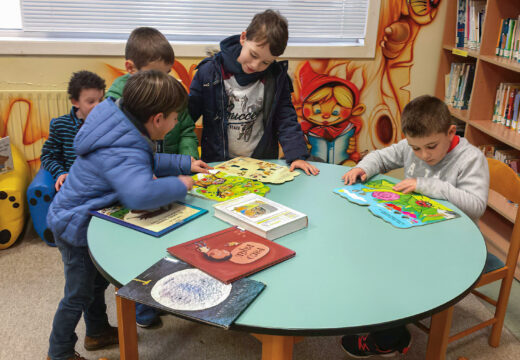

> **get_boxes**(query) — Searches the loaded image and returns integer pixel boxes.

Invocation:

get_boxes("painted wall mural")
[0,0,442,180]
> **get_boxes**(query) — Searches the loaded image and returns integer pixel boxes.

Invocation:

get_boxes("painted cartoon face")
[303,97,352,126]
[406,0,440,24]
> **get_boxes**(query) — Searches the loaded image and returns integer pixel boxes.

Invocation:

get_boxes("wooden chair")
[416,158,520,347]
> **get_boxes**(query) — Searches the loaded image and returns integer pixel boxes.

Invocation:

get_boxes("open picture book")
[167,226,296,284]
[90,201,207,237]
[190,171,270,202]
[116,257,265,329]
[334,179,460,228]
[214,157,299,183]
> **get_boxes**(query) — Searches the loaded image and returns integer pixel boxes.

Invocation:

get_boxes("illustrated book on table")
[213,193,308,240]
[334,179,460,229]
[190,170,270,202]
[167,226,296,284]
[214,156,299,183]
[89,201,207,237]
[116,257,265,329]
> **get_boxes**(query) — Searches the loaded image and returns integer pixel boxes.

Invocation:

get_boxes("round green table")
[88,162,486,360]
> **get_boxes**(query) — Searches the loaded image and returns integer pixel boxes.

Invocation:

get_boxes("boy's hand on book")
[178,175,194,191]
[342,168,366,185]
[191,159,213,174]
[393,178,417,194]
[55,173,68,191]
[290,159,320,176]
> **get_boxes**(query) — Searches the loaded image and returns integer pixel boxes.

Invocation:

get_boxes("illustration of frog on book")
[191,171,270,202]
[334,179,460,228]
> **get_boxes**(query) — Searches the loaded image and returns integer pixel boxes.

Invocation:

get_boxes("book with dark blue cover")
[456,0,466,48]
[116,257,266,329]
[90,201,207,237]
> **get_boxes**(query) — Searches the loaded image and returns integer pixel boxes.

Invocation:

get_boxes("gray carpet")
[2,225,520,360]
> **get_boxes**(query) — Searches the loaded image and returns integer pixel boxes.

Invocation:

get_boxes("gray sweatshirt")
[356,137,489,221]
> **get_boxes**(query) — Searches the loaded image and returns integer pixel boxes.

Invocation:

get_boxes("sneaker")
[135,304,162,328]
[136,315,162,328]
[46,351,88,360]
[84,326,119,351]
[340,329,411,358]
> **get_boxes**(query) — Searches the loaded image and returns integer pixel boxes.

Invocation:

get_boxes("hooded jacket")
[47,98,192,247]
[188,35,309,163]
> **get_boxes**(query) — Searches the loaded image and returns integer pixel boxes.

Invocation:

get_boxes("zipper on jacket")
[218,64,228,160]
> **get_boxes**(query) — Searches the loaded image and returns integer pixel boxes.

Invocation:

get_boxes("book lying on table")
[116,257,265,329]
[190,171,270,202]
[167,226,296,284]
[334,179,460,229]
[90,201,207,237]
[214,157,299,183]
[213,193,308,240]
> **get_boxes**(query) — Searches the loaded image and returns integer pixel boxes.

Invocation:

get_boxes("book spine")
[497,18,505,56]
[457,0,466,48]
[512,90,520,130]
[493,83,503,123]
[506,88,516,128]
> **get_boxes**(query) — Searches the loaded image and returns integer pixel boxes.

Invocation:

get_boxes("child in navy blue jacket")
[46,70,210,360]
[189,9,319,176]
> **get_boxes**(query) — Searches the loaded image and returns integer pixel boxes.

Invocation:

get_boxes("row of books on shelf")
[445,62,475,110]
[456,0,486,50]
[479,144,520,174]
[492,82,520,131]
[496,17,520,61]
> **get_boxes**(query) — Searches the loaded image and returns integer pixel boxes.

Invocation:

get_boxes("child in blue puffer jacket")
[46,70,211,360]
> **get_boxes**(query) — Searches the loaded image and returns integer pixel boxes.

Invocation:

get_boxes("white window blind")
[21,0,369,44]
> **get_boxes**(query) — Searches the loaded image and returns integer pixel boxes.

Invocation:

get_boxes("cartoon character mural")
[292,0,442,165]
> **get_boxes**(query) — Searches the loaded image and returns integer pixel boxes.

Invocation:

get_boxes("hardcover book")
[334,179,460,229]
[90,201,207,237]
[116,257,265,329]
[190,171,270,202]
[213,193,308,240]
[0,136,14,175]
[214,157,299,183]
[167,226,296,284]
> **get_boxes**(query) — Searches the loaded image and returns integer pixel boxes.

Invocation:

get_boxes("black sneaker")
[340,329,411,358]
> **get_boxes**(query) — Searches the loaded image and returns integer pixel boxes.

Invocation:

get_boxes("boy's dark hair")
[125,27,175,70]
[122,70,187,122]
[401,95,453,137]
[246,9,288,57]
[67,71,106,101]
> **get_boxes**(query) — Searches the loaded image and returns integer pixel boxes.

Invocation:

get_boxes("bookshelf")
[436,0,520,279]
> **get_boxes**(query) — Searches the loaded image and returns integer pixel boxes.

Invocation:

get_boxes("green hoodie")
[106,74,199,159]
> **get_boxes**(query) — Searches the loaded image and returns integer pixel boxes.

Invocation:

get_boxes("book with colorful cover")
[116,257,265,329]
[214,157,299,183]
[167,226,296,284]
[213,193,308,240]
[90,201,207,237]
[0,136,14,175]
[190,171,270,202]
[333,179,460,229]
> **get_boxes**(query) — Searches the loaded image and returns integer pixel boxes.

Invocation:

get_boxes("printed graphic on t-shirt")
[224,77,264,158]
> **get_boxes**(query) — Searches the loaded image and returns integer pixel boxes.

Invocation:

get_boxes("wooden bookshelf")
[436,0,520,279]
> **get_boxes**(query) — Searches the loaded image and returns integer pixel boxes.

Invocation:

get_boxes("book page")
[215,157,299,184]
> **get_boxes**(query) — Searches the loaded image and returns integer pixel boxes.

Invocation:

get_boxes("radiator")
[0,90,70,179]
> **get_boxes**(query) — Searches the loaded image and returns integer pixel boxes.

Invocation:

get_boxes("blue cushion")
[484,252,504,274]
[27,168,56,246]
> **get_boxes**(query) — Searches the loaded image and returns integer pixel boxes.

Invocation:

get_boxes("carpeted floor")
[2,225,520,360]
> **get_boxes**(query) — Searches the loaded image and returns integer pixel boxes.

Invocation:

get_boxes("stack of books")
[496,17,520,61]
[456,0,486,50]
[492,83,520,131]
[479,144,520,174]
[445,63,475,110]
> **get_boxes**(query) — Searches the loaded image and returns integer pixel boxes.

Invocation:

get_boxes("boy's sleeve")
[154,152,192,177]
[176,110,200,159]
[99,149,188,210]
[188,70,204,122]
[105,75,127,100]
[40,119,67,179]
[274,74,309,163]
[356,140,407,178]
[415,151,489,221]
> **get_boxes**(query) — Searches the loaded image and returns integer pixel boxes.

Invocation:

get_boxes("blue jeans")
[48,241,110,360]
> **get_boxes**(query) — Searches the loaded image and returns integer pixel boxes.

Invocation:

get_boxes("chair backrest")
[487,158,520,269]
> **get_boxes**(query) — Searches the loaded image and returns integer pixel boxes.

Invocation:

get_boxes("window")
[0,0,381,58]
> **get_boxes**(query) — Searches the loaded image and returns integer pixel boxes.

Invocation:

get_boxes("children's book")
[190,170,270,202]
[116,257,265,329]
[334,179,460,229]
[0,136,14,175]
[214,157,300,183]
[167,226,296,284]
[213,193,308,240]
[90,201,207,237]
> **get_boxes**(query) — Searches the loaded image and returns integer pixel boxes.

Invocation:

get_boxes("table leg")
[115,294,139,360]
[252,334,303,360]
[426,306,454,360]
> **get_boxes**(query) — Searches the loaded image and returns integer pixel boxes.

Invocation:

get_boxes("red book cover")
[167,227,295,284]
